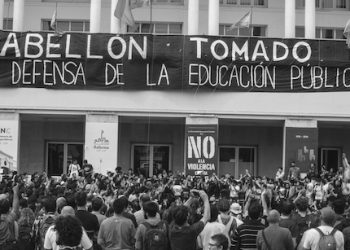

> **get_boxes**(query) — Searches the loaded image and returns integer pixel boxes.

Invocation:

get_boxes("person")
[343,153,350,182]
[134,194,153,226]
[134,201,167,250]
[256,210,294,250]
[231,203,265,249]
[198,204,225,250]
[307,163,317,179]
[82,160,94,178]
[68,159,80,179]
[292,196,316,246]
[119,196,138,229]
[288,161,300,180]
[74,191,99,241]
[299,207,344,250]
[208,233,229,250]
[168,189,210,250]
[230,203,243,227]
[217,199,236,248]
[17,207,35,250]
[43,206,93,250]
[98,197,136,250]
[0,184,19,250]
[91,197,106,226]
[275,167,285,181]
[279,201,298,246]
[34,196,57,250]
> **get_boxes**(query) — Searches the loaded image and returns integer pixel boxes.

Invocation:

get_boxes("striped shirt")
[231,219,265,250]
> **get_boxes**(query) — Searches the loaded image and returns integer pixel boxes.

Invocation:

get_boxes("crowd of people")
[1,154,350,250]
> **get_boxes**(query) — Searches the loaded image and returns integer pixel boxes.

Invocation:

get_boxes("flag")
[228,9,251,30]
[50,9,57,31]
[344,19,350,48]
[114,0,136,27]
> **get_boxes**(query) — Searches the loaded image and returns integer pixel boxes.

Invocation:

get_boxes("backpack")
[142,221,169,250]
[315,227,337,250]
[34,214,55,250]
[18,219,33,241]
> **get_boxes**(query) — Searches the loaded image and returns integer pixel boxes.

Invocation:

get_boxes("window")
[151,0,184,4]
[130,22,182,34]
[3,18,12,30]
[296,26,345,39]
[220,0,267,7]
[219,146,256,177]
[219,24,266,37]
[42,19,90,32]
[42,0,89,3]
[132,144,171,177]
[296,0,348,9]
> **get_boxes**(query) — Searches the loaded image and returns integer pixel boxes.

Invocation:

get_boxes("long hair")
[18,207,35,226]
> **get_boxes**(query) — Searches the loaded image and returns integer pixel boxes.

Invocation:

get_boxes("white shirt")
[198,221,225,250]
[301,225,344,250]
[44,225,93,250]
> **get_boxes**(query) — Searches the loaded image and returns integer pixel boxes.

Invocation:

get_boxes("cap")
[230,203,242,215]
[173,185,182,196]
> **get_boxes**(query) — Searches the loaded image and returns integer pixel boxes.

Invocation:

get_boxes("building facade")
[1,0,350,178]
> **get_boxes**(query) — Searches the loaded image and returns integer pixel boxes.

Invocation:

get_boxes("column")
[0,0,4,30]
[208,0,219,35]
[305,0,315,39]
[285,0,295,38]
[85,114,119,175]
[13,0,24,31]
[90,0,101,33]
[185,116,219,176]
[283,119,318,175]
[0,113,20,172]
[110,0,122,33]
[188,0,199,35]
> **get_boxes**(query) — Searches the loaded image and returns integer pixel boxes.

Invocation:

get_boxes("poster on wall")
[84,122,118,175]
[285,127,318,174]
[185,125,218,176]
[0,120,19,171]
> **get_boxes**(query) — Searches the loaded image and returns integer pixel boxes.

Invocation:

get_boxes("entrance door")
[219,146,256,177]
[319,148,341,171]
[47,142,84,176]
[132,144,171,177]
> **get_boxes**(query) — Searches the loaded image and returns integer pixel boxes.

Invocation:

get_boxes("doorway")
[46,142,84,176]
[132,144,171,177]
[219,146,257,178]
[319,147,341,171]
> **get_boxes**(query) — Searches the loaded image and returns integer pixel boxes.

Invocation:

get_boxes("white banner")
[85,121,118,175]
[0,120,19,171]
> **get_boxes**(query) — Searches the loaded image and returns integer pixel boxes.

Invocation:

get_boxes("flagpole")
[249,6,253,37]
[55,2,58,32]
[149,0,153,33]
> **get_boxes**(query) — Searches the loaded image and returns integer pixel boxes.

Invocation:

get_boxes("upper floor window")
[42,0,90,3]
[219,24,266,37]
[3,18,13,30]
[42,19,90,32]
[220,0,267,7]
[129,22,182,34]
[296,0,348,9]
[296,26,345,39]
[151,0,184,4]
